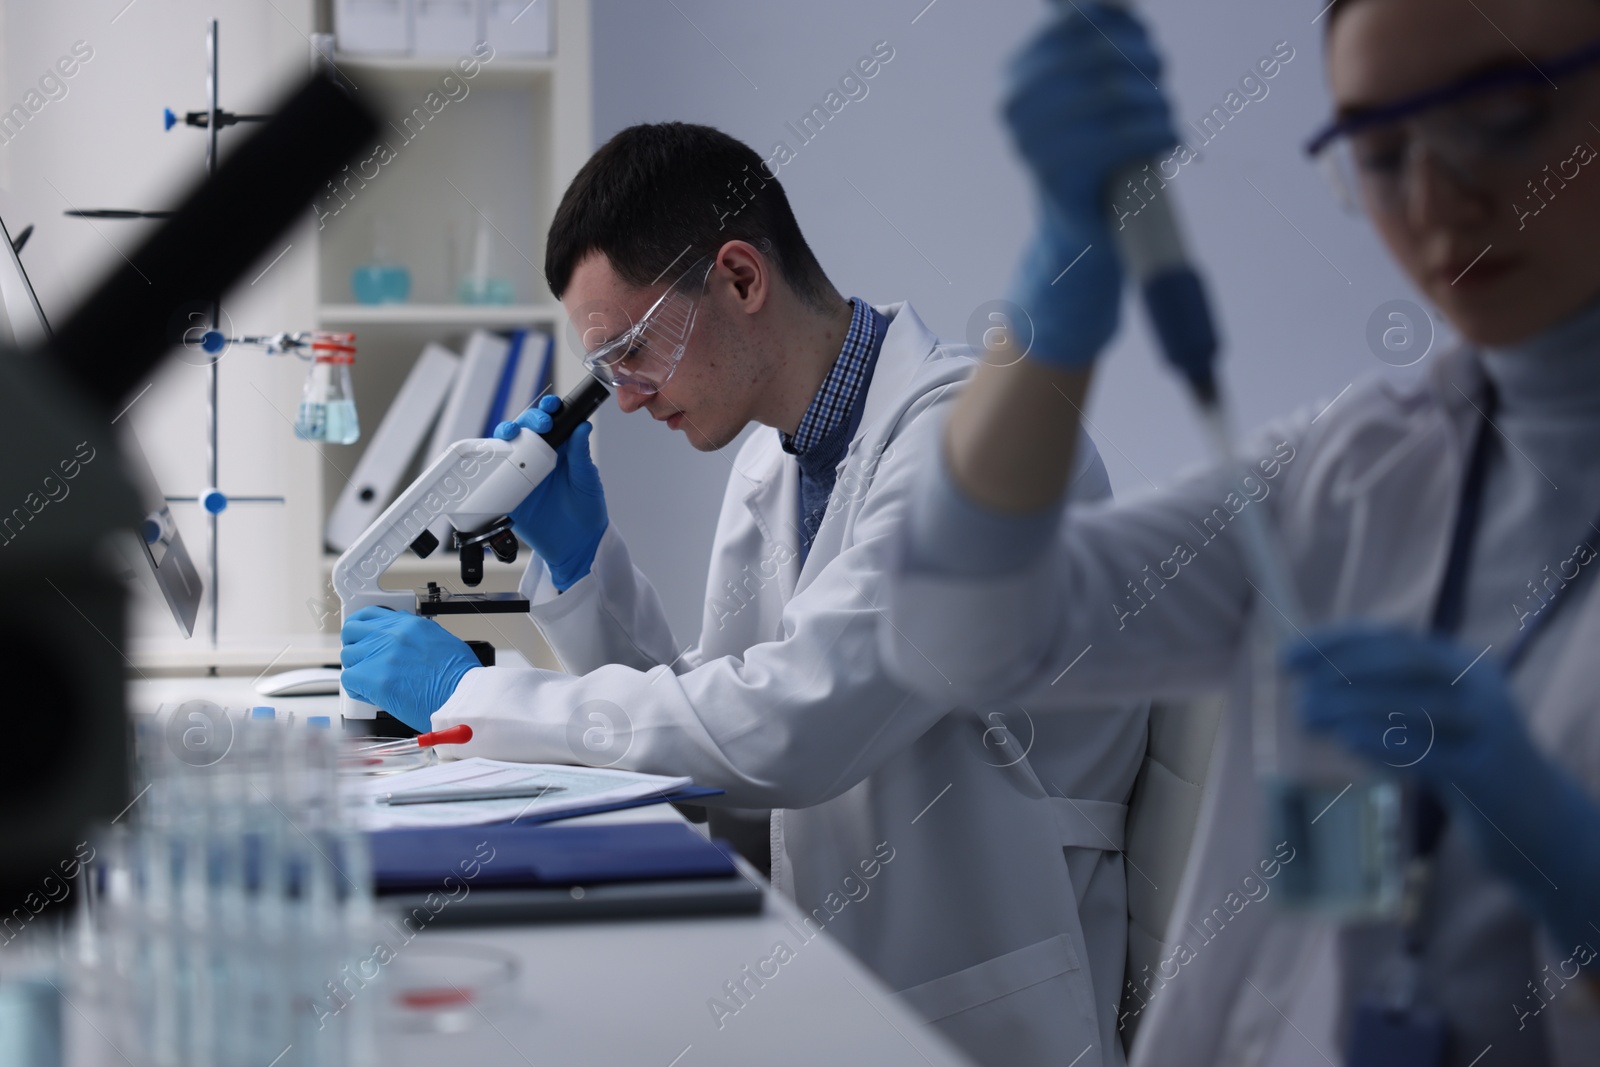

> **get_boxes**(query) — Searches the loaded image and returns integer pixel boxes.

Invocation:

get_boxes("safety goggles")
[1305,36,1600,215]
[581,254,715,395]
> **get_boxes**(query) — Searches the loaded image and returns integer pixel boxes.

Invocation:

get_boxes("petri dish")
[381,942,519,1033]
[339,737,437,777]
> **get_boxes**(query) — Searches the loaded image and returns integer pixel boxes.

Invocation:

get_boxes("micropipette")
[1073,0,1309,635]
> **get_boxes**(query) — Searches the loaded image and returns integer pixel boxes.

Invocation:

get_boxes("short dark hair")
[1323,0,1600,38]
[545,122,835,309]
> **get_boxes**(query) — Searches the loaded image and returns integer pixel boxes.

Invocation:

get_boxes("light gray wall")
[590,0,1439,641]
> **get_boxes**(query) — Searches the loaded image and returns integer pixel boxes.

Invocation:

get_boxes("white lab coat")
[880,345,1600,1065]
[432,303,1148,1067]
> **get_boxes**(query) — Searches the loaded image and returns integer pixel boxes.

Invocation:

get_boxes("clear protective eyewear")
[581,254,716,395]
[1305,36,1600,215]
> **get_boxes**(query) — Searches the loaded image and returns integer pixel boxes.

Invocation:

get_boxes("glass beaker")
[296,334,360,445]
[1253,616,1406,919]
[351,263,411,305]
[351,215,412,305]
[456,212,514,305]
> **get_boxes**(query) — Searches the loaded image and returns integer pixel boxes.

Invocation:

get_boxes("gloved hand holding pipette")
[900,2,1193,573]
[1003,4,1179,370]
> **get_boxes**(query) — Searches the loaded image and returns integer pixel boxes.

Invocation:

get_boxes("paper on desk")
[343,757,694,831]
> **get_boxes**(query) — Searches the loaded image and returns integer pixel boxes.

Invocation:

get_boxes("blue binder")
[371,821,737,892]
[367,786,767,923]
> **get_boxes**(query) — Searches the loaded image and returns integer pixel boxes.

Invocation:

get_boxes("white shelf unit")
[316,302,565,326]
[306,0,591,663]
[327,55,559,75]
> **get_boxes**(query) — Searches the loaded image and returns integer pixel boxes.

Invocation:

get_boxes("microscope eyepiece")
[539,377,611,447]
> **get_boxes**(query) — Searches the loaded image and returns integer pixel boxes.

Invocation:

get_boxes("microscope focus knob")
[410,529,439,559]
[488,527,519,565]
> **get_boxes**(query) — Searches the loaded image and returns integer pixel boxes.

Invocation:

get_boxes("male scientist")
[340,122,1145,1067]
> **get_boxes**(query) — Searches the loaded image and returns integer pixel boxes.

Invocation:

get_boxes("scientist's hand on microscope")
[1003,3,1177,369]
[340,606,481,731]
[495,394,608,591]
[1287,624,1600,951]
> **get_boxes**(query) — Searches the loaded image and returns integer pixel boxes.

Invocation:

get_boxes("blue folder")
[371,820,738,893]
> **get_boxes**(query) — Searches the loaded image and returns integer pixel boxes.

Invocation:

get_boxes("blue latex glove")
[340,606,480,732]
[1002,5,1179,368]
[1287,625,1600,951]
[493,394,607,591]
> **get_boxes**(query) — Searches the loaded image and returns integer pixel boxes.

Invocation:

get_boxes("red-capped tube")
[416,723,473,747]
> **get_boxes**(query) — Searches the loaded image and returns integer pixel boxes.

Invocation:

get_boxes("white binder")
[482,330,554,433]
[325,342,460,553]
[424,329,511,546]
[427,329,510,462]
[505,331,555,421]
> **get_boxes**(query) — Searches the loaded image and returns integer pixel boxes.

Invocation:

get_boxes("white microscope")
[332,377,610,722]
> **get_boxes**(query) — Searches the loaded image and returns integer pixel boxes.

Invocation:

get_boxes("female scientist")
[879,0,1600,1064]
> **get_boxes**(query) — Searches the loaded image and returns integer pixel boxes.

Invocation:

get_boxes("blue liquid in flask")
[1265,776,1404,919]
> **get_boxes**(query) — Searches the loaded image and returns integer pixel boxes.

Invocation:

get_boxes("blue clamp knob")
[307,715,332,728]
[250,706,276,720]
[163,107,178,131]
[202,488,228,515]
[200,330,227,354]
[142,518,162,545]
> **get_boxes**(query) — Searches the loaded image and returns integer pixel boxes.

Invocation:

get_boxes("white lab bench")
[93,673,977,1067]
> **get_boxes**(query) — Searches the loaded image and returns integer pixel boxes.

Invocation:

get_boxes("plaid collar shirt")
[780,297,879,458]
